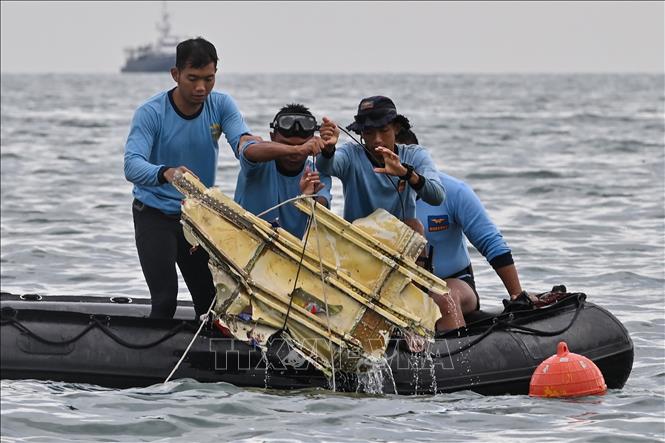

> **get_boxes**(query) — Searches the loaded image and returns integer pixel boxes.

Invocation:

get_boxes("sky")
[1,1,663,74]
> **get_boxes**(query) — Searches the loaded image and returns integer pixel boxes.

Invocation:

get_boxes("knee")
[430,291,459,314]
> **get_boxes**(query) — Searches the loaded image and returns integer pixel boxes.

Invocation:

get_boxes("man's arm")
[316,117,350,178]
[124,107,163,186]
[410,149,444,205]
[242,137,325,163]
[217,94,252,158]
[496,264,523,299]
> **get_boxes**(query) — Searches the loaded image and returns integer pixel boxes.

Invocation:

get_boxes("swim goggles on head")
[270,114,320,137]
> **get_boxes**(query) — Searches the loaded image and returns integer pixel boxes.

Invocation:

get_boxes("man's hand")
[299,165,325,195]
[502,291,537,313]
[297,137,326,157]
[164,166,197,183]
[319,117,340,152]
[373,146,408,176]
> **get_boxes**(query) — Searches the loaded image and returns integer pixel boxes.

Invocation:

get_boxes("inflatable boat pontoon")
[0,290,633,395]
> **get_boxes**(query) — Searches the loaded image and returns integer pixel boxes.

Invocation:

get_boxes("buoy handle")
[557,341,569,357]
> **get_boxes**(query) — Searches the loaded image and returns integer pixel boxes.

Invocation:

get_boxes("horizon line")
[2,70,664,76]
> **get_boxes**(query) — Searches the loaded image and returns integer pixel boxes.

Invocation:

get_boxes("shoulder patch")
[210,123,222,141]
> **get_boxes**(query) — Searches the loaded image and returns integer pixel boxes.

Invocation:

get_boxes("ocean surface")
[1,73,663,442]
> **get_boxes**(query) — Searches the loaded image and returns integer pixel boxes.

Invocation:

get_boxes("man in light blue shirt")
[234,104,333,238]
[316,96,444,229]
[398,129,523,332]
[124,38,259,319]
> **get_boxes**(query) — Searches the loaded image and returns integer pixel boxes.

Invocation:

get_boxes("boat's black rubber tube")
[428,293,586,358]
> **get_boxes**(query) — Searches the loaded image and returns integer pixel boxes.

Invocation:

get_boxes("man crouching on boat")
[397,127,525,333]
[234,104,333,237]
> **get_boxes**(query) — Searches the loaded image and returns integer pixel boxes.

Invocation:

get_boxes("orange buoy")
[529,341,607,398]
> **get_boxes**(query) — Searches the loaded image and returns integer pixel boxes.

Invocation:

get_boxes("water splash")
[423,350,438,394]
[354,356,397,395]
[409,354,420,394]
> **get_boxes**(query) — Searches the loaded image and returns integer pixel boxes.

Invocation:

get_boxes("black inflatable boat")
[0,290,633,395]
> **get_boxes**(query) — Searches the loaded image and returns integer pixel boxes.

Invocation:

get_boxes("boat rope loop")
[428,293,587,359]
[0,310,198,349]
[164,296,218,383]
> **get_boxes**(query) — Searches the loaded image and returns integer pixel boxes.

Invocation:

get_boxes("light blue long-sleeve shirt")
[234,150,332,238]
[416,172,512,278]
[124,89,250,214]
[316,142,444,222]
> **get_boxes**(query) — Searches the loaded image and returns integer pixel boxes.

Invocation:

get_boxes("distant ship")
[121,3,183,73]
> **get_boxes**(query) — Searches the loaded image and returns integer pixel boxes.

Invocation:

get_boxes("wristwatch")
[158,165,170,184]
[399,163,414,181]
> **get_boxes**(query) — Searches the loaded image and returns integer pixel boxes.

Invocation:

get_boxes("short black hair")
[176,37,219,69]
[271,104,316,138]
[273,103,313,120]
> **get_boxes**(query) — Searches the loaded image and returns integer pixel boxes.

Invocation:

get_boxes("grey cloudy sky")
[1,1,663,73]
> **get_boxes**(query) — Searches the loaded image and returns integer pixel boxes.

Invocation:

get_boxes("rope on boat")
[0,293,588,385]
[1,312,197,349]
[164,296,218,384]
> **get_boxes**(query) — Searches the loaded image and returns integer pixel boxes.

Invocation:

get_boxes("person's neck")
[172,87,202,116]
[276,160,305,177]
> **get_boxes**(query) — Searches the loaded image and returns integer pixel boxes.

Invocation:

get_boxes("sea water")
[1,73,664,442]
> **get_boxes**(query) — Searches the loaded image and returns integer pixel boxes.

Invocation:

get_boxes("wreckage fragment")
[173,172,447,376]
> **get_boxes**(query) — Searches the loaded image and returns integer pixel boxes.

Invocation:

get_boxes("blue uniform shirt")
[124,89,250,214]
[416,172,511,279]
[234,150,333,238]
[316,142,444,222]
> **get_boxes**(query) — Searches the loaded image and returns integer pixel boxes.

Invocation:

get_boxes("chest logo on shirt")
[428,215,449,232]
[210,123,222,141]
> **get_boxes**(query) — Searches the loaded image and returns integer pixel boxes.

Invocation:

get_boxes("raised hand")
[298,136,326,157]
[319,117,340,149]
[299,165,325,195]
[372,146,408,177]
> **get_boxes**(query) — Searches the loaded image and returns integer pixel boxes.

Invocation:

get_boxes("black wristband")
[399,163,414,181]
[157,165,170,184]
[410,173,426,191]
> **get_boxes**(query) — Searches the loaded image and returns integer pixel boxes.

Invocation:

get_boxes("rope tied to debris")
[164,296,217,384]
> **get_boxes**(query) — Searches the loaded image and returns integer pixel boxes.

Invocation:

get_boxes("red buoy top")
[529,341,607,398]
